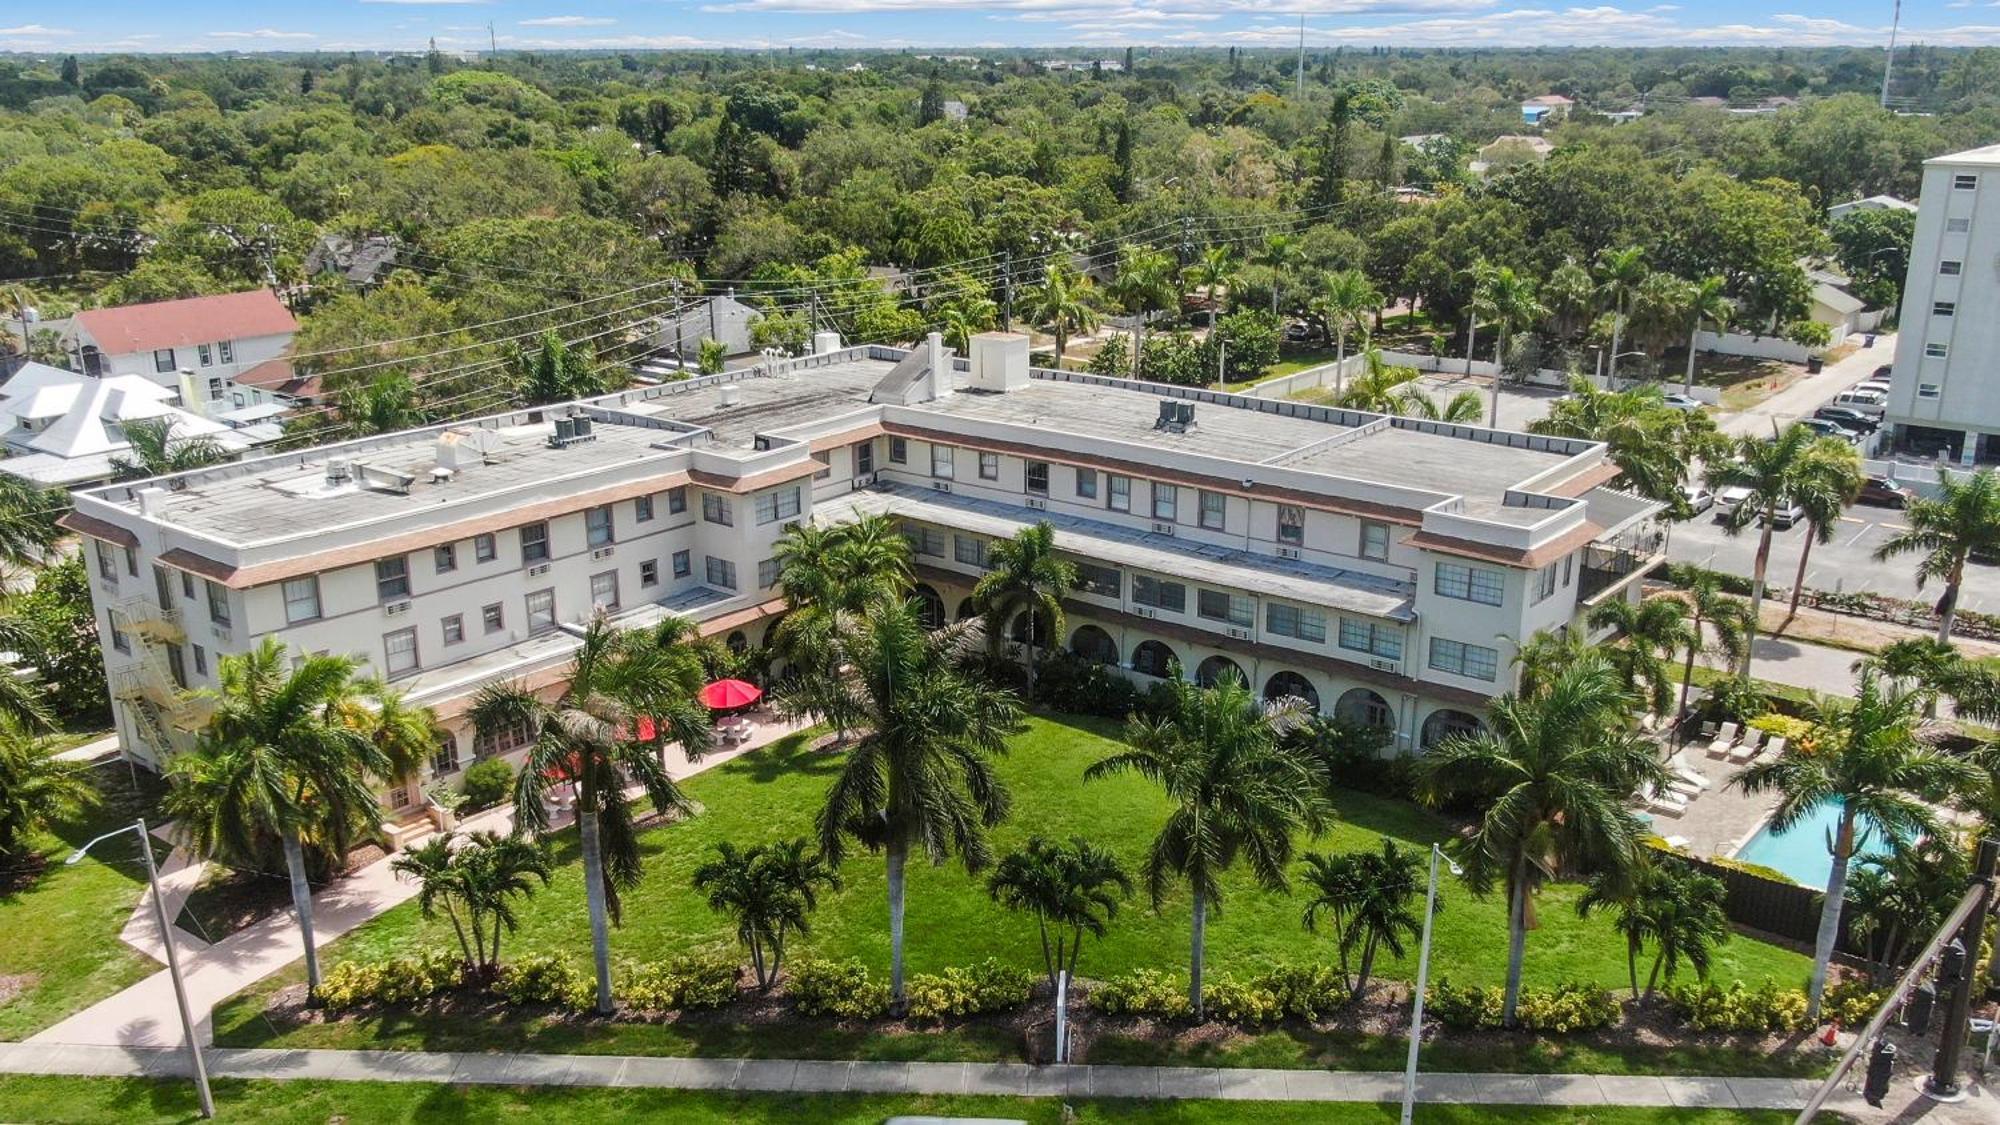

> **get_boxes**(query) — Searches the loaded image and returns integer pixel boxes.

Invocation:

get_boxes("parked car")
[1801,418,1858,442]
[1851,380,1892,398]
[1763,501,1807,529]
[1831,388,1888,416]
[1714,485,1753,520]
[1814,406,1880,434]
[1857,476,1915,508]
[1660,392,1703,412]
[1283,321,1315,343]
[1872,364,1893,380]
[1681,484,1714,515]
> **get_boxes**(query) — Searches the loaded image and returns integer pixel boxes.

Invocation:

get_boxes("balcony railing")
[1578,525,1667,602]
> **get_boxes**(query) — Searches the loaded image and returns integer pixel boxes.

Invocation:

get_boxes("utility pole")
[1296,17,1306,98]
[488,21,497,56]
[1879,0,1901,110]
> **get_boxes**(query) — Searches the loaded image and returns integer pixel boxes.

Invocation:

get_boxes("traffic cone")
[1821,1019,1840,1047]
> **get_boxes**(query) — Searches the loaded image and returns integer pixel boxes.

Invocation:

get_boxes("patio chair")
[1728,730,1766,764]
[1666,775,1701,799]
[1704,721,1739,759]
[1761,736,1787,760]
[1662,835,1691,850]
[1666,751,1713,790]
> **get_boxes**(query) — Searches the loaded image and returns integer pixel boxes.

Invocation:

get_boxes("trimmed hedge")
[622,954,740,1012]
[493,954,594,1009]
[788,958,891,1020]
[1426,979,1620,1033]
[1090,964,1351,1025]
[905,959,1034,1021]
[318,952,464,1010]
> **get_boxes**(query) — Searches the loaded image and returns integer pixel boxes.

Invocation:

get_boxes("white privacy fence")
[1241,350,1721,406]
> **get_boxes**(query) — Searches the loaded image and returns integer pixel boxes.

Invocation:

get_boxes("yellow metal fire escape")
[107,599,208,761]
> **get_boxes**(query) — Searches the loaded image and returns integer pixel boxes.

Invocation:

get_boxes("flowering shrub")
[621,954,740,1012]
[905,959,1034,1021]
[492,954,593,1009]
[1090,969,1192,1020]
[1747,713,1816,750]
[1824,981,1888,1027]
[787,958,890,1019]
[317,952,465,1010]
[1664,981,1811,1032]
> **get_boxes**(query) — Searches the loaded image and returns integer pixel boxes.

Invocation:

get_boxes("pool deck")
[1643,734,1782,862]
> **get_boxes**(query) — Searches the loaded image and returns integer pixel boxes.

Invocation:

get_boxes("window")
[854,441,874,476]
[590,570,619,611]
[282,576,321,624]
[1108,474,1131,512]
[474,720,531,759]
[1919,383,1941,399]
[181,571,194,598]
[1954,173,1979,189]
[475,533,496,563]
[109,620,129,654]
[1265,603,1326,643]
[1075,467,1098,500]
[1435,562,1504,606]
[153,348,175,374]
[634,494,654,523]
[903,523,944,556]
[672,550,691,578]
[442,614,464,645]
[95,541,117,581]
[1075,562,1121,598]
[384,628,419,677]
[1153,483,1178,522]
[1948,217,1972,233]
[125,546,137,577]
[1025,461,1049,495]
[197,343,213,367]
[702,493,733,526]
[640,559,659,587]
[435,544,456,573]
[206,377,224,401]
[520,522,550,563]
[667,487,687,515]
[705,556,737,589]
[1429,637,1498,681]
[192,644,208,676]
[217,340,234,364]
[1359,521,1390,561]
[1196,589,1253,627]
[1339,618,1402,660]
[1926,342,1950,359]
[1198,490,1225,531]
[953,535,989,569]
[431,737,461,777]
[754,486,800,525]
[1278,504,1305,545]
[1133,575,1186,612]
[375,556,411,601]
[1940,260,1963,276]
[482,603,504,634]
[166,646,188,690]
[890,437,908,464]
[757,558,781,589]
[586,505,614,548]
[206,580,231,627]
[526,589,556,633]
[1935,301,1957,318]
[811,453,831,481]
[931,445,955,479]
[1531,560,1561,604]
[978,451,1000,480]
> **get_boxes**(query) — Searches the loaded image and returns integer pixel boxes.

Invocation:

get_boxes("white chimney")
[719,384,742,407]
[968,332,1031,393]
[135,486,167,517]
[927,332,952,396]
[813,330,843,355]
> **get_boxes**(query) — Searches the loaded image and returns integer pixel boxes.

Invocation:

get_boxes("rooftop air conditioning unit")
[719,384,742,408]
[384,600,412,617]
[325,458,352,485]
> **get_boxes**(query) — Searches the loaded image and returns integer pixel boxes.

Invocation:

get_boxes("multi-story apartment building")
[1885,143,2000,464]
[64,290,301,413]
[63,333,1664,841]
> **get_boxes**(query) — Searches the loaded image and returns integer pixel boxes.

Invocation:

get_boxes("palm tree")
[1732,668,1981,1020]
[1398,387,1485,423]
[163,639,406,1001]
[0,474,63,575]
[1260,232,1299,317]
[792,605,1021,1008]
[1873,468,2000,645]
[1510,626,1591,700]
[1587,595,1695,719]
[1845,836,1967,984]
[1470,265,1545,427]
[1107,247,1178,378]
[1413,652,1663,1025]
[467,617,713,1014]
[1787,438,1864,616]
[1085,674,1332,1019]
[1542,258,1597,341]
[1532,377,1723,504]
[1671,572,1753,723]
[773,516,913,742]
[1020,261,1098,367]
[1186,245,1238,333]
[1625,273,1691,361]
[0,714,95,857]
[1708,425,1822,675]
[1301,839,1426,1001]
[986,835,1132,989]
[934,291,998,354]
[338,374,429,436]
[390,835,476,966]
[455,829,554,971]
[514,330,605,404]
[108,417,229,482]
[1577,859,1730,999]
[1596,246,1649,379]
[1334,349,1422,413]
[1681,277,1733,395]
[973,521,1076,697]
[1312,269,1382,397]
[693,837,842,988]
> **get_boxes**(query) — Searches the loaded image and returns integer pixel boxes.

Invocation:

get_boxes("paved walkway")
[1720,334,1890,439]
[28,716,811,1048]
[0,1043,1891,1113]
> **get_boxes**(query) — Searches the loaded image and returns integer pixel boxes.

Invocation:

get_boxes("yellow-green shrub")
[317,952,465,1010]
[621,954,740,1012]
[904,959,1034,1021]
[1747,713,1816,750]
[1664,980,1811,1032]
[1090,969,1192,1020]
[1425,979,1618,1032]
[492,955,593,1009]
[788,958,891,1019]
[1201,975,1284,1025]
[1253,964,1349,1022]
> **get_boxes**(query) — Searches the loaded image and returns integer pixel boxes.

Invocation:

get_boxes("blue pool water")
[1733,802,1895,888]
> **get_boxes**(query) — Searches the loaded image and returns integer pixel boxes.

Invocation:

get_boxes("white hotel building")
[64,333,1664,842]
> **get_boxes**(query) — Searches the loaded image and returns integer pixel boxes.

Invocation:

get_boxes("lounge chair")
[1667,751,1713,790]
[1728,730,1766,764]
[1641,784,1688,817]
[1761,736,1787,759]
[1704,721,1739,759]
[1666,776,1702,799]
[1662,835,1691,849]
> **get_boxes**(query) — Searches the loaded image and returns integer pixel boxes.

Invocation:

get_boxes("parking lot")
[1404,373,1561,431]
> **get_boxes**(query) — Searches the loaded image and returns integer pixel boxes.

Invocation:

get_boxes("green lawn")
[0,761,165,1041]
[212,716,1810,1053]
[0,1076,1806,1125]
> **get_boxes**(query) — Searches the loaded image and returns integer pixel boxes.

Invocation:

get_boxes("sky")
[1,0,1997,54]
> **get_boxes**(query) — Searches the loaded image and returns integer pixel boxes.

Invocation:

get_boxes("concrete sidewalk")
[0,1043,1882,1112]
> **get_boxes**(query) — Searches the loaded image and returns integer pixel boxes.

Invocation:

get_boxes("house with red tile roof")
[63,289,303,414]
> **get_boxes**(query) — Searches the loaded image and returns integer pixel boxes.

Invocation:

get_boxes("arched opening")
[1008,608,1057,648]
[954,597,978,622]
[759,612,787,649]
[1336,688,1395,732]
[1130,640,1178,679]
[1070,624,1118,666]
[910,584,946,629]
[1195,655,1247,689]
[1421,708,1485,750]
[725,630,749,655]
[1263,671,1320,712]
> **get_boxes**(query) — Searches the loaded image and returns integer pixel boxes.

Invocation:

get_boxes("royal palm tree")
[164,639,408,1001]
[1186,245,1238,333]
[1671,572,1753,722]
[1786,438,1864,616]
[1596,246,1649,379]
[467,617,713,1014]
[986,835,1132,988]
[1532,377,1722,504]
[1470,265,1545,427]
[0,714,95,857]
[1020,262,1098,367]
[1587,595,1696,719]
[973,521,1076,697]
[1681,277,1733,395]
[1578,859,1730,999]
[1413,653,1663,1025]
[793,605,1021,1008]
[1312,268,1382,397]
[109,417,229,482]
[773,517,913,741]
[1086,673,1332,1018]
[693,837,841,988]
[1107,246,1179,378]
[1708,425,1822,675]
[1732,669,1980,1020]
[1260,232,1299,317]
[1301,839,1426,1001]
[1873,468,2000,645]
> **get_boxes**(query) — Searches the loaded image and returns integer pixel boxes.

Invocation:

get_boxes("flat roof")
[1928,143,2000,168]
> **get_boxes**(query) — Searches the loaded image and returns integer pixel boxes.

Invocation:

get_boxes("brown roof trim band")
[57,510,139,549]
[1405,520,1601,569]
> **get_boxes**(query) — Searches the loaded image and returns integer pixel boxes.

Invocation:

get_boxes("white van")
[1832,388,1888,416]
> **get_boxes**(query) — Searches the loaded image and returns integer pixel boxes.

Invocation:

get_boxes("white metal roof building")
[0,363,277,487]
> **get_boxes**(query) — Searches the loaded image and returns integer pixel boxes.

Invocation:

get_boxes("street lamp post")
[68,820,213,1119]
[1399,842,1461,1125]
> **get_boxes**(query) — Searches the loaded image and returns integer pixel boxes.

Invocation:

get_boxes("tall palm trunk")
[1501,865,1529,1027]
[1789,524,1821,615]
[886,839,909,1009]
[1740,519,1774,676]
[1353,932,1380,1002]
[1937,562,1965,645]
[578,807,615,1015]
[282,833,322,1001]
[1644,949,1667,998]
[1683,324,1701,395]
[1189,887,1208,1020]
[1488,326,1509,428]
[1464,310,1477,379]
[1334,329,1348,398]
[1626,937,1642,999]
[1807,811,1856,1022]
[1609,297,1626,380]
[1024,611,1039,698]
[1054,329,1067,367]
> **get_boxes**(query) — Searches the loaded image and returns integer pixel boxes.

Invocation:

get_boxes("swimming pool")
[1732,802,1895,887]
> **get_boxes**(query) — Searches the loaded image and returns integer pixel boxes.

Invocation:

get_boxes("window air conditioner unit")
[1151,522,1176,536]
[1371,658,1400,673]
[211,625,232,642]
[852,474,875,489]
[932,480,953,494]
[1133,607,1156,619]
[1276,546,1302,560]
[384,600,412,617]
[527,563,551,577]
[1025,497,1046,510]
[592,546,615,560]
[1226,627,1253,641]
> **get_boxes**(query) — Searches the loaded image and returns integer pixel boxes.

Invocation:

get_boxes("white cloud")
[518,15,617,25]
[207,28,318,39]
[0,23,73,34]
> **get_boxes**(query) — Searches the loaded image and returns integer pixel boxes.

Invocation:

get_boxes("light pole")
[1593,347,1645,385]
[68,820,213,1119]
[1399,842,1461,1125]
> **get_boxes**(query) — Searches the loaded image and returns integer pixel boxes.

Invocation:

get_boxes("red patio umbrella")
[698,678,763,710]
